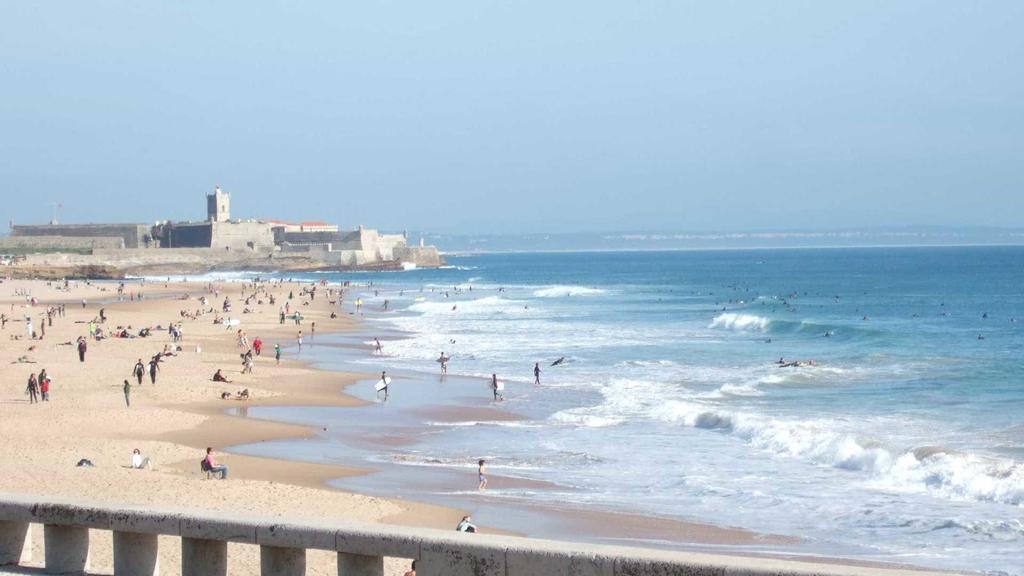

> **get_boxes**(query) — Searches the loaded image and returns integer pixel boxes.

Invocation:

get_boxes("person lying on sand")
[236,389,250,400]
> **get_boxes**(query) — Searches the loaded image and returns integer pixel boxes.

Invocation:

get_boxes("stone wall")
[163,222,213,248]
[10,224,153,248]
[393,245,443,267]
[0,236,124,251]
[210,221,276,251]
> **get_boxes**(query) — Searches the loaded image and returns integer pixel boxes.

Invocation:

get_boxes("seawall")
[0,493,957,576]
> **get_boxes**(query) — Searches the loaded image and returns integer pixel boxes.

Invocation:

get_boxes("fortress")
[1,187,442,278]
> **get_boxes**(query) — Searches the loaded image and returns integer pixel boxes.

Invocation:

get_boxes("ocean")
[232,247,1023,575]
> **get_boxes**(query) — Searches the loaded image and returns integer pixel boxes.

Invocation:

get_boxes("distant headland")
[0,186,442,278]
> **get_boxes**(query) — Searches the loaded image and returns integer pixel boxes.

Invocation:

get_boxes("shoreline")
[222,298,951,573]
[0,277,960,575]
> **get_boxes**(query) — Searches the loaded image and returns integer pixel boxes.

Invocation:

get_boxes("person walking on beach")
[148,358,159,384]
[378,370,389,401]
[491,374,503,401]
[477,459,488,490]
[133,359,146,385]
[123,379,131,407]
[38,370,50,401]
[296,330,303,350]
[26,373,39,404]
[77,337,87,362]
[439,352,448,375]
[275,343,282,365]
[203,447,228,479]
[533,362,541,385]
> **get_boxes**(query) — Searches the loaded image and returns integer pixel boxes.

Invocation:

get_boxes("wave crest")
[709,313,771,331]
[532,286,607,298]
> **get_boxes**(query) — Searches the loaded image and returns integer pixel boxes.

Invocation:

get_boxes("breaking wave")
[709,313,771,331]
[532,285,607,298]
[652,401,1024,506]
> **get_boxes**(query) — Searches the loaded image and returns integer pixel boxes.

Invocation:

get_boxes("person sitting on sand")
[203,447,228,479]
[213,369,231,383]
[131,448,152,470]
[456,515,477,533]
[236,389,250,400]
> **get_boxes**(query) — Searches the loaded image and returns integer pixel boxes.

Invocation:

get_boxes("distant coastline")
[417,226,1024,254]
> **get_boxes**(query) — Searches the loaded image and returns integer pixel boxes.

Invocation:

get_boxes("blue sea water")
[243,247,1023,574]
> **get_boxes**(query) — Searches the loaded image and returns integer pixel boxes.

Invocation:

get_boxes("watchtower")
[207,186,230,222]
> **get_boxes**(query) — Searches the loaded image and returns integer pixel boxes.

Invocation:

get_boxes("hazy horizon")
[2,2,1022,234]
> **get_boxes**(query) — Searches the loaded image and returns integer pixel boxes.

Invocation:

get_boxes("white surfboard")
[495,381,505,391]
[374,377,391,392]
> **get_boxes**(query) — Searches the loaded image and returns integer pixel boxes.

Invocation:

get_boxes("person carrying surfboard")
[491,374,503,401]
[376,370,390,400]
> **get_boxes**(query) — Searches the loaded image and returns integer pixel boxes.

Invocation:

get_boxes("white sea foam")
[648,400,1024,506]
[532,285,607,298]
[708,313,771,331]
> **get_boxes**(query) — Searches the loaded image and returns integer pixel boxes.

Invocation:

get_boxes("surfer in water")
[438,352,449,374]
[551,357,566,367]
[374,338,383,354]
[533,362,541,385]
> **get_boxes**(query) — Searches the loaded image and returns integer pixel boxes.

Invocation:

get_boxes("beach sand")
[0,277,942,575]
[0,278,456,575]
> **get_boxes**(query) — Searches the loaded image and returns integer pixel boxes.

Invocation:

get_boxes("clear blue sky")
[1,1,1021,234]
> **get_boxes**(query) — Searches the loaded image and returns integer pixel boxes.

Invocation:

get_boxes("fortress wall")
[393,245,443,267]
[209,222,276,251]
[11,224,152,248]
[0,236,124,251]
[165,222,213,248]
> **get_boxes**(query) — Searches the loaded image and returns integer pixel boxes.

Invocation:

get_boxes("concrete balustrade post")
[43,524,89,574]
[113,531,159,575]
[337,552,384,576]
[182,537,228,576]
[0,521,32,565]
[261,545,306,576]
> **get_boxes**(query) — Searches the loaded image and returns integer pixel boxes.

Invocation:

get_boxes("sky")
[1,1,1022,235]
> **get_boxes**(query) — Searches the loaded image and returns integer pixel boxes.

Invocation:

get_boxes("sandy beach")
[0,277,460,575]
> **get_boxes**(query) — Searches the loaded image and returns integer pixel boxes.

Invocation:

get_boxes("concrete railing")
[0,493,949,576]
